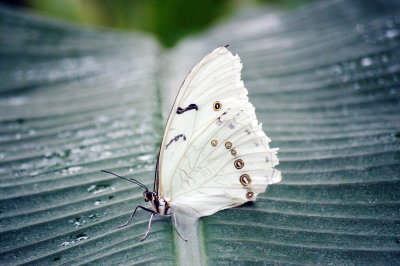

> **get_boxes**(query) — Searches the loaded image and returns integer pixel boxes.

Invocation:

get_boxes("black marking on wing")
[176,104,198,114]
[166,134,187,149]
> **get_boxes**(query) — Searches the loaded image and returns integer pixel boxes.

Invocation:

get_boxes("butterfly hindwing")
[157,46,280,217]
[170,106,280,216]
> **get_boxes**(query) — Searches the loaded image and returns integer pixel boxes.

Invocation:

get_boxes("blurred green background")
[1,0,311,47]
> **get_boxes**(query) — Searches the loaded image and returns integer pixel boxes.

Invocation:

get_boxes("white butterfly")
[102,45,281,241]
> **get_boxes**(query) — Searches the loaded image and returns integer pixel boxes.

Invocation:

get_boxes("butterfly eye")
[143,192,149,202]
[144,191,153,202]
[246,192,254,199]
[211,139,218,147]
[234,159,244,169]
[231,149,237,156]
[240,174,251,186]
[225,141,232,149]
[213,101,222,111]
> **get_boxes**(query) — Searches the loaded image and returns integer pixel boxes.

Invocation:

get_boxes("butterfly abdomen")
[156,197,171,216]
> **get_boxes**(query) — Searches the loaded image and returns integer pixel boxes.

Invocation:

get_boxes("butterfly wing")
[157,46,281,217]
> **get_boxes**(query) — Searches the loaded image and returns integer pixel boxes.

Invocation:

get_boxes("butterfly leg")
[140,213,154,241]
[118,205,154,228]
[167,213,188,241]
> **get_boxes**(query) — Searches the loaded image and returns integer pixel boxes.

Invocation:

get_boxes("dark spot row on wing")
[165,134,187,149]
[210,134,255,200]
[176,103,198,114]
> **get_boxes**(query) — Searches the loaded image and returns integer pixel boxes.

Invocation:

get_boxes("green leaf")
[1,1,400,265]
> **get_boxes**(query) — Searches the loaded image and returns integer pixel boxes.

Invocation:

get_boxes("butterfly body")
[156,197,171,216]
[103,46,281,241]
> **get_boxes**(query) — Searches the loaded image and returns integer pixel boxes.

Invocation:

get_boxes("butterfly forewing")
[158,47,248,195]
[157,46,281,217]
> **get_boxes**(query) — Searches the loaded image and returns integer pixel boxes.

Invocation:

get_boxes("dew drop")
[96,115,110,123]
[100,151,113,159]
[8,97,27,105]
[87,184,115,194]
[61,166,82,175]
[361,57,373,67]
[28,129,36,136]
[138,154,153,161]
[61,241,72,247]
[61,234,89,247]
[29,171,39,176]
[385,29,399,39]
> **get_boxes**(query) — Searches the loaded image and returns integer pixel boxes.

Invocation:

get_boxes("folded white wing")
[157,46,281,217]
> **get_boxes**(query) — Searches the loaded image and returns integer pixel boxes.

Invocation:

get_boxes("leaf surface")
[1,0,400,265]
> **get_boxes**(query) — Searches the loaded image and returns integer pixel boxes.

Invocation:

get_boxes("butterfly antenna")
[101,170,148,191]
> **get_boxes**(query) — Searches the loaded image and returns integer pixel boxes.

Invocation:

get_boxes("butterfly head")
[143,191,156,202]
